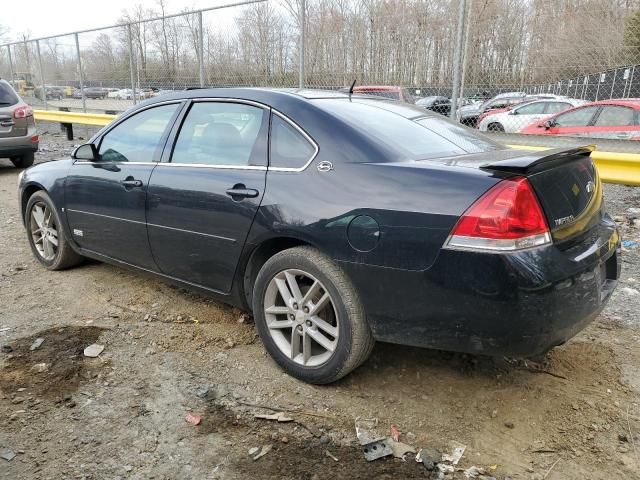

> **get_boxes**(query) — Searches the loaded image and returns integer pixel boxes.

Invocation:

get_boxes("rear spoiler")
[481,146,595,175]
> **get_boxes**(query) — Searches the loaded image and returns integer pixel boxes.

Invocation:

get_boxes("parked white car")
[112,89,133,100]
[478,98,585,133]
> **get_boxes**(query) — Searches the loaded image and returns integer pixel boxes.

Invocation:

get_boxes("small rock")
[281,436,289,444]
[11,397,25,404]
[248,447,259,456]
[30,338,45,351]
[30,363,49,373]
[123,465,133,472]
[491,409,498,418]
[2,345,13,353]
[572,403,579,411]
[504,421,515,429]
[618,433,629,443]
[84,344,105,357]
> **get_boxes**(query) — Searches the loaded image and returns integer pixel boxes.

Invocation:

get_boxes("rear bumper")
[341,215,621,357]
[0,125,39,158]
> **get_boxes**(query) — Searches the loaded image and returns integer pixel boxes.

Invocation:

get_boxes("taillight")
[13,105,33,119]
[445,176,551,252]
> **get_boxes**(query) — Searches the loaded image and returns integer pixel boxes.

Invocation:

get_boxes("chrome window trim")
[73,161,157,166]
[96,99,185,140]
[157,163,267,171]
[268,109,319,173]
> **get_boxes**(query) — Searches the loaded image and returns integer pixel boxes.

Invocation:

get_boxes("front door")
[65,103,182,269]
[146,100,269,293]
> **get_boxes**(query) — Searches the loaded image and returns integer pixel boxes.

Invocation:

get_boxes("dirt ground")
[1,129,639,480]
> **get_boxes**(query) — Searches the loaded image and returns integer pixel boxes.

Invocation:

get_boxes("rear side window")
[98,104,178,163]
[172,102,266,166]
[594,106,636,126]
[0,81,19,106]
[269,115,316,169]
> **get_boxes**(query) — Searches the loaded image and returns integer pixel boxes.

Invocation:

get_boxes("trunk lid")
[482,146,602,244]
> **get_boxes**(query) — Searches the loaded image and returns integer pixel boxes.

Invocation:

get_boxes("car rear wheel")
[11,152,34,168]
[25,191,83,270]
[252,246,374,384]
[487,122,505,132]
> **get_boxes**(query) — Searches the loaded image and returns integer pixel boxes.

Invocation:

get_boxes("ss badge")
[317,161,333,172]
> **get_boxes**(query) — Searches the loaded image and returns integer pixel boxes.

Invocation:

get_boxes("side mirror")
[72,143,99,161]
[542,120,554,130]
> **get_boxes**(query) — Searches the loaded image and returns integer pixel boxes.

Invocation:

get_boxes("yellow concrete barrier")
[34,109,117,127]
[508,144,640,186]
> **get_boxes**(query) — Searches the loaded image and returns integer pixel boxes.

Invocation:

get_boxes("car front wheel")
[25,191,83,270]
[252,246,374,384]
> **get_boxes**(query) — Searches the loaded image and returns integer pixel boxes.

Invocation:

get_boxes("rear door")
[146,100,269,293]
[589,105,639,140]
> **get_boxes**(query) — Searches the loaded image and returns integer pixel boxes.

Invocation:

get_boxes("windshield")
[316,98,503,160]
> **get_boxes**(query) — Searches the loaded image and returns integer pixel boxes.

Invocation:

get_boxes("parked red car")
[520,99,640,140]
[350,86,415,103]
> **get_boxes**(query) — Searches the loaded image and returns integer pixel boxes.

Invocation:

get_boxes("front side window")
[514,102,546,115]
[269,115,316,169]
[554,106,599,127]
[98,104,179,163]
[172,102,266,166]
[594,106,636,127]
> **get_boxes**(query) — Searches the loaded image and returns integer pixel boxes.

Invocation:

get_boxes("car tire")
[487,122,505,132]
[252,246,375,384]
[11,152,34,168]
[25,191,83,271]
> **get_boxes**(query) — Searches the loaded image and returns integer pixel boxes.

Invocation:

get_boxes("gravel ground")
[0,130,639,480]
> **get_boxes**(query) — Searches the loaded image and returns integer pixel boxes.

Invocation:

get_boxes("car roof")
[582,98,640,108]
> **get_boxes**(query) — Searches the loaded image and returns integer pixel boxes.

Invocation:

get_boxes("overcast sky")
[1,0,228,41]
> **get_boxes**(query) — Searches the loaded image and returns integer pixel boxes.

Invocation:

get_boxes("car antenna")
[348,79,356,96]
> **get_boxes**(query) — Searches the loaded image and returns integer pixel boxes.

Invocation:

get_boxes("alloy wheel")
[30,202,58,261]
[263,269,339,367]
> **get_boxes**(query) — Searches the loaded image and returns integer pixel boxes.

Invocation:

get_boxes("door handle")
[226,184,259,200]
[0,120,14,127]
[120,178,143,188]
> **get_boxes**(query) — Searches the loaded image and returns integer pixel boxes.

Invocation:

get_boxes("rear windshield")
[356,91,400,101]
[316,98,502,160]
[0,81,19,106]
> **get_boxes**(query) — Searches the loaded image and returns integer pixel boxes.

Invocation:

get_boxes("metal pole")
[628,66,636,98]
[127,24,138,104]
[450,0,468,119]
[35,40,48,110]
[459,0,472,103]
[609,69,617,100]
[74,33,86,113]
[298,0,305,89]
[6,45,15,87]
[198,11,205,87]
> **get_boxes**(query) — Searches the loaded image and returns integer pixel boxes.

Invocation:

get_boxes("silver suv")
[0,79,38,168]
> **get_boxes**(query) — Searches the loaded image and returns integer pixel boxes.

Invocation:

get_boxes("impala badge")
[317,161,333,172]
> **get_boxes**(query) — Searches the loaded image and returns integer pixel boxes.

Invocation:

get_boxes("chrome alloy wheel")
[30,202,58,261]
[263,269,339,367]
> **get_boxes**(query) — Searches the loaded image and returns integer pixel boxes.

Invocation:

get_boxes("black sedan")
[415,95,451,116]
[18,88,620,384]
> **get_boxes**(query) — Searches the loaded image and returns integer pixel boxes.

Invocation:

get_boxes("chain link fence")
[2,0,640,146]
